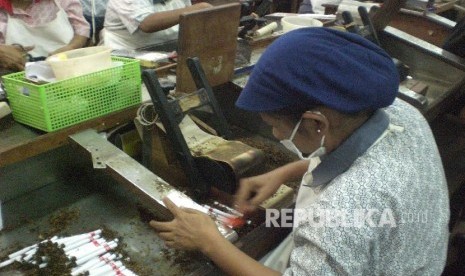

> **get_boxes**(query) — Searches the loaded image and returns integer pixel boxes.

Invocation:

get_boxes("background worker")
[150,28,450,275]
[0,0,90,66]
[299,0,407,31]
[101,0,212,50]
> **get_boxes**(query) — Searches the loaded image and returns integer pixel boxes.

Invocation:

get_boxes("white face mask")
[280,118,326,160]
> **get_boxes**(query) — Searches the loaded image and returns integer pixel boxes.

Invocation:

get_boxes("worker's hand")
[50,35,88,56]
[0,45,33,71]
[49,45,74,56]
[150,197,222,251]
[191,2,213,10]
[235,172,283,214]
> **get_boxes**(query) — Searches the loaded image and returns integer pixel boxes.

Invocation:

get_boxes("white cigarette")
[7,245,37,260]
[118,266,128,276]
[116,265,132,276]
[118,267,138,276]
[88,264,113,276]
[213,201,244,217]
[88,260,123,276]
[62,233,101,247]
[21,248,38,262]
[254,22,278,37]
[87,253,117,270]
[67,238,107,256]
[15,239,58,263]
[75,247,108,266]
[56,236,81,245]
[0,229,109,268]
[72,253,116,275]
[74,240,117,265]
[0,258,15,268]
[64,235,102,252]
[8,236,58,260]
[0,249,34,268]
[71,255,106,275]
[204,205,238,219]
[31,256,48,265]
[57,229,102,244]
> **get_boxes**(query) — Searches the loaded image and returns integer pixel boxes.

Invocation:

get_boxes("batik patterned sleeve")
[284,197,387,275]
[59,0,90,37]
[283,100,450,275]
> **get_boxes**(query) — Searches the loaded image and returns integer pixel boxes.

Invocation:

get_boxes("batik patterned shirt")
[284,99,450,275]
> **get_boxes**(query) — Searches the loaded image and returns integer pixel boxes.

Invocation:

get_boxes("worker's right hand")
[0,45,34,71]
[234,172,283,214]
[150,197,222,251]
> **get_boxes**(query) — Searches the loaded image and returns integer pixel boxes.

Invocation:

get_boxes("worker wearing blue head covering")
[150,28,449,275]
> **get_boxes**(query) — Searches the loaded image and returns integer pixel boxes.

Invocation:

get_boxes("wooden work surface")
[389,12,451,47]
[0,105,139,168]
[0,36,259,169]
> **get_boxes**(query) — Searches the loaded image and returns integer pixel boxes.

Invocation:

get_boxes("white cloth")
[260,234,294,272]
[5,0,74,57]
[261,157,321,272]
[102,0,190,50]
[295,157,322,210]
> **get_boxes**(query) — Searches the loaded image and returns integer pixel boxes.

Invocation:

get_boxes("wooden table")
[0,105,139,168]
[388,12,452,48]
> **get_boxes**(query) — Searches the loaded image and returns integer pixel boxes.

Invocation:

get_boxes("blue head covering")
[235,28,399,113]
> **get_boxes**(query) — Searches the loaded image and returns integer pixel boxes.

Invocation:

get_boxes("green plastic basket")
[3,56,141,132]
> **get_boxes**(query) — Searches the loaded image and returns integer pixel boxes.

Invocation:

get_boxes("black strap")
[443,17,465,58]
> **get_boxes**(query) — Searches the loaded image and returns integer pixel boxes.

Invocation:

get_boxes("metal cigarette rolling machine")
[140,57,264,198]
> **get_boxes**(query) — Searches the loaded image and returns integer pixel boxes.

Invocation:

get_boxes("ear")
[301,111,329,135]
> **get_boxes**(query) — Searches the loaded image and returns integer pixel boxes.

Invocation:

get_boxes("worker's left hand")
[150,197,222,251]
[49,45,75,56]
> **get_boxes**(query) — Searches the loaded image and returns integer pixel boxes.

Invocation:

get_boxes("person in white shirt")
[101,0,211,50]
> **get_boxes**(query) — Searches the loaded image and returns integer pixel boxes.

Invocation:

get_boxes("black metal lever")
[142,69,210,199]
[187,57,233,139]
[358,6,381,46]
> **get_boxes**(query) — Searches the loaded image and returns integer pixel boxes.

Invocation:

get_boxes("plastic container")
[3,56,141,132]
[281,16,323,33]
[47,46,112,81]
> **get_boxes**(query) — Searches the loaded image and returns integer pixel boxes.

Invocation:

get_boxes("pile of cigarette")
[0,229,138,276]
[163,190,250,229]
[203,201,250,228]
